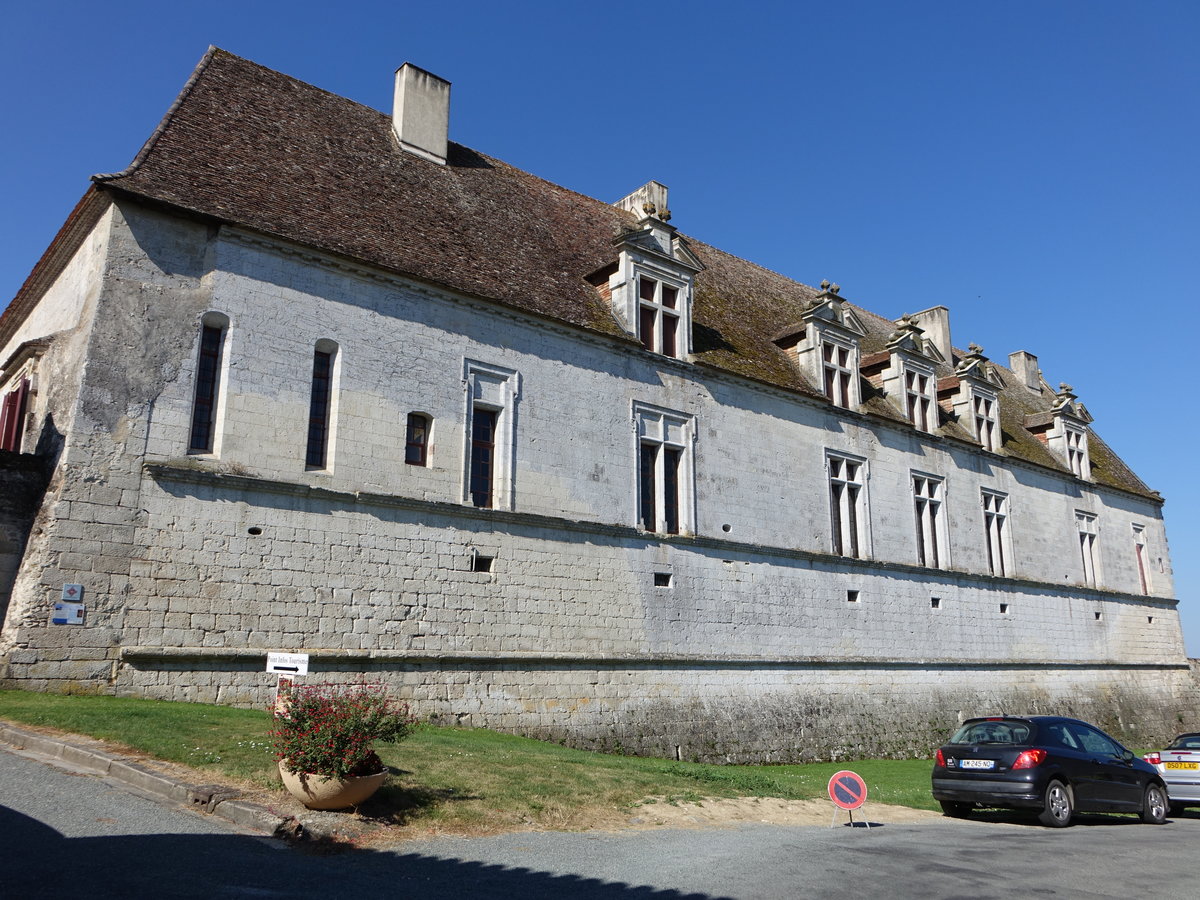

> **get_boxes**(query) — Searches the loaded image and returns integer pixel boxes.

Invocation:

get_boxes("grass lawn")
[0,689,940,831]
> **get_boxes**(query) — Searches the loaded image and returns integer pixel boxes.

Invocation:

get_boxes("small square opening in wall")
[847,590,860,603]
[999,603,1010,614]
[1094,611,1103,621]
[930,597,941,609]
[1148,616,1155,624]
[654,572,672,587]
[472,554,494,573]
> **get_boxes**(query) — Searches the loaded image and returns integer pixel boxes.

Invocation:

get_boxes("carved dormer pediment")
[606,182,701,359]
[783,285,865,408]
[947,344,1001,451]
[1050,383,1093,425]
[878,314,941,432]
[1026,383,1092,478]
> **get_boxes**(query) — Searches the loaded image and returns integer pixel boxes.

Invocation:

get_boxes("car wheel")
[1169,801,1185,818]
[1141,784,1167,824]
[939,800,972,818]
[1038,779,1073,827]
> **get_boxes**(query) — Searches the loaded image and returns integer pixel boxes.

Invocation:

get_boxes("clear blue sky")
[3,2,1198,651]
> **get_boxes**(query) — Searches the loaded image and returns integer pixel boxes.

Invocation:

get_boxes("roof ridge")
[93,46,220,183]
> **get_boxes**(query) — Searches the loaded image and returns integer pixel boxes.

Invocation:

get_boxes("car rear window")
[949,720,1033,744]
[1167,735,1200,750]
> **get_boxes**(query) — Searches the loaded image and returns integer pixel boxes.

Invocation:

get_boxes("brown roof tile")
[5,48,1158,502]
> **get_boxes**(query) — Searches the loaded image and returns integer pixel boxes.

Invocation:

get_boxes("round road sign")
[827,770,867,810]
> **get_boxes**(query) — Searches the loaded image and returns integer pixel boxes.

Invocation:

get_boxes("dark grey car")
[932,715,1168,827]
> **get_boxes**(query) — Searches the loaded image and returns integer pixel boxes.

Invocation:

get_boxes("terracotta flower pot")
[278,761,387,810]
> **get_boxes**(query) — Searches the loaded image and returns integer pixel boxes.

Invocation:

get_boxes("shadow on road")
[0,803,730,899]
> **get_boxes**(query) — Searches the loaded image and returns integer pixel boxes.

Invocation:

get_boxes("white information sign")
[51,602,85,626]
[266,652,310,675]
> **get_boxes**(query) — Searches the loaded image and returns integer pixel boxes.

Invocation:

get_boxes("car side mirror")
[1121,748,1134,763]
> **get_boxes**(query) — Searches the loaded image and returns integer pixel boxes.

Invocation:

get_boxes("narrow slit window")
[306,348,334,468]
[189,321,226,453]
[470,407,498,508]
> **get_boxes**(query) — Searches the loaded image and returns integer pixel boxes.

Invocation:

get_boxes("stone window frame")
[305,338,340,471]
[636,272,686,359]
[405,411,432,467]
[633,401,695,535]
[912,471,949,569]
[971,388,1000,452]
[1076,510,1101,586]
[187,311,231,456]
[902,360,937,433]
[1064,423,1089,479]
[1132,522,1151,595]
[826,450,870,558]
[461,360,520,510]
[821,335,859,409]
[981,488,1011,577]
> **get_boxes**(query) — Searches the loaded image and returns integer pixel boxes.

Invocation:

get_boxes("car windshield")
[949,720,1033,745]
[1167,735,1200,750]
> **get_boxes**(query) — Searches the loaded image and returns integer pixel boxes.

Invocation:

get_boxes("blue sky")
[3,1,1198,651]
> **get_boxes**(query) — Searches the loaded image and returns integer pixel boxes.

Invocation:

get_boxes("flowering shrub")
[272,682,415,780]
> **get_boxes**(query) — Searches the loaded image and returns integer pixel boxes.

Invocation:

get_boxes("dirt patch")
[622,796,938,829]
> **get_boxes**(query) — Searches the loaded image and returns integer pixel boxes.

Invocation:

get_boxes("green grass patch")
[0,689,940,831]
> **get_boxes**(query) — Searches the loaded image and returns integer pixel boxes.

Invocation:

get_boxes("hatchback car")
[1144,733,1200,815]
[931,715,1168,827]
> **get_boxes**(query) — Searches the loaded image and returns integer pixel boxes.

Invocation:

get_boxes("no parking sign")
[828,770,867,809]
[828,770,871,828]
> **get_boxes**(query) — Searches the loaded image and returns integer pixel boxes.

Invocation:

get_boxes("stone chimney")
[392,63,450,165]
[1008,351,1042,392]
[911,306,951,363]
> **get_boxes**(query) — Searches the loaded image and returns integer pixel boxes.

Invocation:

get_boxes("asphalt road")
[4,744,1200,899]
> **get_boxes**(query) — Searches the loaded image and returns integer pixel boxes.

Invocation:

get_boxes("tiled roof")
[6,48,1158,501]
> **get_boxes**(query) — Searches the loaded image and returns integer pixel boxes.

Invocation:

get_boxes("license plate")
[959,759,995,770]
[1166,761,1199,770]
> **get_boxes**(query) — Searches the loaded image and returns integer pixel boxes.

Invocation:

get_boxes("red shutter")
[0,378,30,452]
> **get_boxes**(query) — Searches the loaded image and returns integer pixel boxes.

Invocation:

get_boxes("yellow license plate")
[1165,761,1199,770]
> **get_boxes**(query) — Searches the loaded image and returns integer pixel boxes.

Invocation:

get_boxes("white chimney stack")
[1009,350,1042,392]
[392,63,450,165]
[912,306,952,363]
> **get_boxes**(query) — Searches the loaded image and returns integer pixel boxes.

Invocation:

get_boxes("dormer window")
[872,313,940,429]
[1027,383,1092,480]
[822,340,856,407]
[1064,423,1087,478]
[606,181,702,363]
[905,368,935,432]
[973,394,999,452]
[638,276,682,358]
[948,344,1002,452]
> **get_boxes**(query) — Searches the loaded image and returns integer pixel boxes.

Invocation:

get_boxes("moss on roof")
[24,47,1155,503]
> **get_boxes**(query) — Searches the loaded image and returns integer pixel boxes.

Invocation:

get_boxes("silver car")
[1145,733,1200,815]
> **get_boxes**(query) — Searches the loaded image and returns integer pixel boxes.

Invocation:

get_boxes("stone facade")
[0,49,1190,761]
